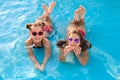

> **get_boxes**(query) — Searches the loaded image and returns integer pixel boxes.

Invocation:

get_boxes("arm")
[76,50,89,66]
[43,38,51,58]
[59,47,66,62]
[25,38,40,67]
[40,38,51,71]
[59,46,73,62]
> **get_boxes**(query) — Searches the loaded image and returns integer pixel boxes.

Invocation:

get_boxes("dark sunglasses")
[31,31,43,36]
[68,38,80,43]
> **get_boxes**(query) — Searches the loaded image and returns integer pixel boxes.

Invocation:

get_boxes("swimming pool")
[0,0,120,80]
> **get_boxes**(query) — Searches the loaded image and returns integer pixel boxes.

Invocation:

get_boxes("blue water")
[0,0,120,80]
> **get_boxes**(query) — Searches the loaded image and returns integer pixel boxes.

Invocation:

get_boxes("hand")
[64,46,72,56]
[73,46,81,56]
[39,64,45,72]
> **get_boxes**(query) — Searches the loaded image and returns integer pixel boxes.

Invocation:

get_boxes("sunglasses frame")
[30,31,43,36]
[68,38,80,43]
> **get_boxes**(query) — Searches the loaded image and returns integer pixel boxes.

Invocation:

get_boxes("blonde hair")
[26,22,45,30]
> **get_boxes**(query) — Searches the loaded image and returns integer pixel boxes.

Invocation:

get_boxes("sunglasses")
[31,31,43,36]
[68,38,80,43]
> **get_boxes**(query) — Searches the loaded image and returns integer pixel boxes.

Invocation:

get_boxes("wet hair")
[57,30,92,51]
[57,40,67,48]
[26,22,45,30]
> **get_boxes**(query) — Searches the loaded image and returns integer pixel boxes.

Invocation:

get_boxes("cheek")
[76,42,80,46]
[29,32,32,36]
[30,34,34,38]
[68,41,76,46]
[74,42,81,46]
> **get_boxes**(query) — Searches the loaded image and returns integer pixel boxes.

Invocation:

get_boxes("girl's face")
[68,33,81,48]
[30,26,43,43]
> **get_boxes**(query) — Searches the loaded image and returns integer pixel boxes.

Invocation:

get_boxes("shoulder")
[43,37,50,43]
[43,37,50,46]
[25,37,32,46]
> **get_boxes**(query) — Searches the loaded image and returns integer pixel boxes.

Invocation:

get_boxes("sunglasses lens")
[74,39,80,43]
[68,38,72,42]
[38,31,43,35]
[32,32,37,36]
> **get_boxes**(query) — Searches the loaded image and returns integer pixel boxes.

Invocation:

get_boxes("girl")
[25,2,56,71]
[57,5,91,65]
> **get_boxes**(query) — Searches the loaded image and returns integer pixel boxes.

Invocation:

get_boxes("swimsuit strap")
[26,44,35,48]
[29,39,43,48]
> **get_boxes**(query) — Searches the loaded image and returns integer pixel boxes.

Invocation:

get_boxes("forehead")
[69,33,79,39]
[31,26,42,31]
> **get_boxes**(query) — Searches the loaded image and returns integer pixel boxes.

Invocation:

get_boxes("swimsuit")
[39,18,53,33]
[26,40,43,48]
[43,25,53,33]
[78,29,86,38]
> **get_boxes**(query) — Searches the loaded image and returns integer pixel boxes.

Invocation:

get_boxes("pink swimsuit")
[78,29,86,38]
[43,25,53,33]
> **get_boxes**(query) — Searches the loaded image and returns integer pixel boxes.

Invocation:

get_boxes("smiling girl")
[25,2,56,71]
[57,5,91,65]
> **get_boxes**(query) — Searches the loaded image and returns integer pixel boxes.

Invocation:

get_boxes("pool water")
[0,0,120,80]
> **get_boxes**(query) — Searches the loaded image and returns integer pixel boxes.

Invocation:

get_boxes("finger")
[73,49,76,53]
[77,48,81,54]
[74,50,79,56]
[79,46,81,50]
[75,47,80,53]
[66,46,72,50]
[73,49,77,54]
[77,47,81,52]
[75,48,81,55]
[76,49,80,55]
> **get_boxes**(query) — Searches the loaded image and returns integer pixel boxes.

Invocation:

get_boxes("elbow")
[48,52,51,57]
[59,54,66,62]
[81,59,89,66]
[81,61,87,66]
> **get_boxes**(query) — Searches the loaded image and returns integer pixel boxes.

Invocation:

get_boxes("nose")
[70,40,76,44]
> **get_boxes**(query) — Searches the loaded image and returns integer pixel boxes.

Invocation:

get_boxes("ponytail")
[80,39,92,51]
[56,40,67,48]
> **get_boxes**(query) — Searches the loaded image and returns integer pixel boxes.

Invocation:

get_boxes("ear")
[26,24,32,30]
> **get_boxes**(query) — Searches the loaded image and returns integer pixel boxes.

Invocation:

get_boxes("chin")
[33,39,41,43]
[36,40,41,42]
